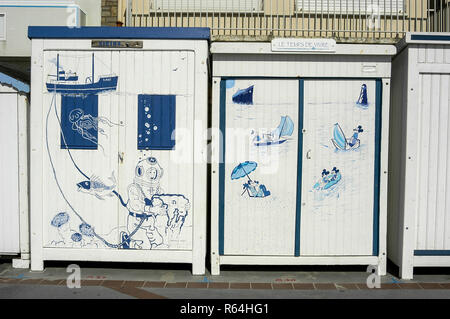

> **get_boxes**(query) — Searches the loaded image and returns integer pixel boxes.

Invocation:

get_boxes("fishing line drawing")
[331,124,364,151]
[232,85,254,105]
[356,84,368,109]
[252,115,294,146]
[231,161,271,198]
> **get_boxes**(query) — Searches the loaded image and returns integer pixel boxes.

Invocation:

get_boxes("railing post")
[126,0,132,26]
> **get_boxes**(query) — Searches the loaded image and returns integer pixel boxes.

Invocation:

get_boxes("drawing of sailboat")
[331,123,361,151]
[253,115,294,147]
[46,53,118,95]
[232,85,254,104]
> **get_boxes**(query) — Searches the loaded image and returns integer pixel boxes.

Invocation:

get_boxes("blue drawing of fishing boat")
[232,85,254,105]
[356,83,368,108]
[46,53,118,95]
[331,123,363,151]
[313,167,342,191]
[253,115,294,146]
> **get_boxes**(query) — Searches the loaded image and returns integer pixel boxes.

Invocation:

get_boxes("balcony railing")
[120,0,449,42]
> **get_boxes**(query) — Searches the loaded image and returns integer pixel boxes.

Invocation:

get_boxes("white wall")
[0,1,101,58]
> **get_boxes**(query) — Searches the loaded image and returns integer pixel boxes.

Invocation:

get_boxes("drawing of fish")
[77,172,116,200]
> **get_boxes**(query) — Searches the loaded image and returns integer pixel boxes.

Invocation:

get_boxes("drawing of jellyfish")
[331,124,363,151]
[232,85,254,105]
[69,108,121,151]
[356,84,368,108]
[231,161,271,198]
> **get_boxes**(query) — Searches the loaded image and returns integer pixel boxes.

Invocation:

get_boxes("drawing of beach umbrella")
[231,161,258,181]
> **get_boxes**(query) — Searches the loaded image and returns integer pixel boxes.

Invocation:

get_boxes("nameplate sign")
[271,38,336,52]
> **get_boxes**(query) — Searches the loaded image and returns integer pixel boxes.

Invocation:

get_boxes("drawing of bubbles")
[153,125,158,130]
[145,107,150,112]
[145,123,150,128]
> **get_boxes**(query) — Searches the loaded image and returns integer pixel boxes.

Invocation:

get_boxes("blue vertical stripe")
[61,94,98,150]
[373,79,382,256]
[137,94,176,150]
[219,80,227,255]
[295,79,305,257]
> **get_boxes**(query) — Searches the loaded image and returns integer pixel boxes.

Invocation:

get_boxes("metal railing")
[122,0,449,42]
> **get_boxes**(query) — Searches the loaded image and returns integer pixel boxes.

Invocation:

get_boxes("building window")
[0,13,6,40]
[138,94,176,150]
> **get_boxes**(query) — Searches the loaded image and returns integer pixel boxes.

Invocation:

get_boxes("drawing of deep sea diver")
[356,84,368,108]
[77,171,117,200]
[313,167,342,191]
[231,161,271,198]
[252,115,294,147]
[69,108,121,151]
[122,157,190,250]
[331,124,363,151]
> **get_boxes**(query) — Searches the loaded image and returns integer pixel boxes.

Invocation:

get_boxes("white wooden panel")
[415,44,450,64]
[223,79,299,256]
[301,79,376,256]
[415,72,450,250]
[42,50,120,249]
[119,50,195,251]
[296,0,404,14]
[0,93,20,254]
[212,53,393,79]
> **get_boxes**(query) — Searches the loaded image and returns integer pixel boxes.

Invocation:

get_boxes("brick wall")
[101,0,118,26]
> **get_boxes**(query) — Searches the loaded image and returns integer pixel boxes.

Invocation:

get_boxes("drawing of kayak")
[313,171,342,191]
[47,53,118,94]
[331,123,360,151]
[253,115,294,147]
[232,85,254,104]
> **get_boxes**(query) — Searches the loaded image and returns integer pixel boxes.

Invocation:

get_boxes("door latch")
[118,152,124,164]
[306,149,312,159]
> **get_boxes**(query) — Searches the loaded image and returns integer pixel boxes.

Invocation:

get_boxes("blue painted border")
[218,79,226,255]
[414,250,450,256]
[218,77,382,257]
[373,79,382,256]
[28,26,210,40]
[410,34,450,42]
[295,79,304,257]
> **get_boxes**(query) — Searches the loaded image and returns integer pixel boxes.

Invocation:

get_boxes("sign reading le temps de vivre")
[271,38,336,52]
